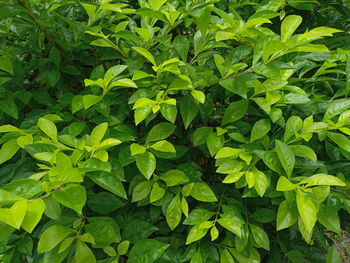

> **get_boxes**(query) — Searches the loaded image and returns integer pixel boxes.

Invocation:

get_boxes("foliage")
[0,0,350,262]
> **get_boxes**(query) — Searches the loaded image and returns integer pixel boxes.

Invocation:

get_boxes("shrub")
[0,0,350,262]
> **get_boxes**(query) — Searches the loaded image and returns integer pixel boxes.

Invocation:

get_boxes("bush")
[0,0,350,262]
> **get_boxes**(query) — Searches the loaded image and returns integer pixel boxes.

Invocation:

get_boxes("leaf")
[191,90,205,104]
[151,140,176,152]
[0,99,18,119]
[296,190,317,233]
[186,225,209,244]
[328,132,350,152]
[220,249,234,263]
[74,241,96,263]
[52,184,86,214]
[180,93,199,129]
[160,169,189,186]
[253,169,268,197]
[318,204,340,234]
[183,209,215,225]
[290,145,317,162]
[0,139,20,165]
[91,122,108,147]
[38,118,57,142]
[215,147,242,159]
[87,171,127,199]
[250,119,271,142]
[130,143,146,155]
[276,176,298,191]
[0,200,27,229]
[117,240,130,255]
[146,122,176,143]
[275,140,295,178]
[281,15,302,42]
[135,152,156,179]
[150,182,165,202]
[217,218,241,237]
[191,182,217,202]
[122,219,158,243]
[132,180,153,202]
[132,47,156,66]
[166,194,182,230]
[250,224,270,250]
[21,199,45,233]
[37,225,74,253]
[276,200,298,231]
[299,174,345,187]
[174,35,189,61]
[222,99,248,126]
[128,239,169,263]
[326,246,341,263]
[207,133,224,157]
[83,95,102,109]
[85,217,120,244]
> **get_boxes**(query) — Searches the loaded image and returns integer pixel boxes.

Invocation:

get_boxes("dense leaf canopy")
[0,0,350,262]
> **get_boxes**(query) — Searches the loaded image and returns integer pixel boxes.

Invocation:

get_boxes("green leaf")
[128,239,169,263]
[132,47,157,66]
[0,99,18,119]
[0,200,27,229]
[281,15,302,42]
[276,200,298,230]
[220,249,234,263]
[253,169,268,197]
[276,176,298,191]
[191,90,205,104]
[174,35,189,61]
[215,147,242,159]
[318,204,340,234]
[275,140,295,178]
[38,118,58,142]
[326,246,341,263]
[91,122,108,147]
[132,180,153,202]
[146,122,176,143]
[74,241,96,263]
[21,199,45,233]
[284,116,303,142]
[166,194,182,230]
[250,224,270,250]
[217,218,241,237]
[0,139,20,165]
[222,99,248,126]
[3,178,42,199]
[250,119,271,142]
[180,93,199,129]
[186,225,209,244]
[83,95,102,109]
[87,171,127,199]
[117,240,130,255]
[85,217,120,244]
[328,132,350,152]
[160,103,177,123]
[0,124,22,133]
[296,190,317,233]
[290,145,317,162]
[150,140,176,152]
[135,105,152,125]
[191,182,217,202]
[299,174,345,187]
[207,133,224,157]
[135,152,156,179]
[130,143,146,155]
[160,169,189,186]
[150,182,165,202]
[52,184,86,214]
[37,224,74,253]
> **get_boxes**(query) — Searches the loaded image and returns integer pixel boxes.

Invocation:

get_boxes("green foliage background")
[1,0,350,262]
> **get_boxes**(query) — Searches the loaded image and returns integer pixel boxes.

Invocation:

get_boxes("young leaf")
[281,15,302,42]
[296,190,317,233]
[250,119,271,142]
[52,184,86,214]
[38,118,58,142]
[191,182,217,202]
[37,225,74,253]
